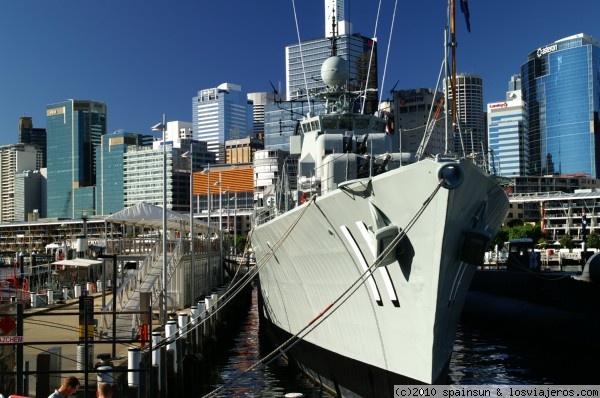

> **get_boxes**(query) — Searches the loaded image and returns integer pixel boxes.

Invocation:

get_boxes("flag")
[460,0,471,33]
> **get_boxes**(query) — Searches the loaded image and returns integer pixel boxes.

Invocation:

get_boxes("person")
[48,375,79,398]
[96,382,113,398]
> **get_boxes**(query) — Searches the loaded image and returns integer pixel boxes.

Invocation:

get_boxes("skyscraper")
[521,33,600,178]
[0,144,40,222]
[18,117,46,168]
[445,74,486,160]
[192,83,250,164]
[46,100,106,218]
[487,75,529,177]
[286,0,378,114]
[286,34,378,114]
[96,131,154,216]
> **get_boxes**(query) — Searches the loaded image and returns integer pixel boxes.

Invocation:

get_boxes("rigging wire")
[361,0,382,115]
[203,179,446,397]
[291,0,312,114]
[377,0,399,107]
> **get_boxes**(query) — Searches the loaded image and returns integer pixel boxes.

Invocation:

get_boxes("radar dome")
[321,56,349,87]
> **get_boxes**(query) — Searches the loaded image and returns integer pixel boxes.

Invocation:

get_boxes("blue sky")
[0,0,598,146]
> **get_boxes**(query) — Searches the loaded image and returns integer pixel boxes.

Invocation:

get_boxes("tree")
[537,237,549,249]
[586,231,600,249]
[559,233,574,249]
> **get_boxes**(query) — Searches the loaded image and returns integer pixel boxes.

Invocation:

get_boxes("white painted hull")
[252,158,509,396]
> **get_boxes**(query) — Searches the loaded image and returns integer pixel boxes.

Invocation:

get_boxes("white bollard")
[165,320,178,373]
[151,331,162,391]
[128,347,141,387]
[74,284,81,298]
[178,312,188,335]
[47,289,53,305]
[30,293,37,308]
[96,365,114,384]
[62,287,68,301]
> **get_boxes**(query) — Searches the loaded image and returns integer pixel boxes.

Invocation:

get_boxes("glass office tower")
[46,100,106,218]
[521,33,600,178]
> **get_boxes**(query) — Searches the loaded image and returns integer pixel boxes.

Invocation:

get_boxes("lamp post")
[202,165,211,290]
[182,144,195,302]
[151,115,168,325]
[230,192,237,256]
[218,173,223,284]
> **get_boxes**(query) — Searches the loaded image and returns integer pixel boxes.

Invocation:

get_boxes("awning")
[52,259,102,267]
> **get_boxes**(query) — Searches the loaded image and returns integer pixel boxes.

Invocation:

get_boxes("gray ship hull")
[252,157,509,395]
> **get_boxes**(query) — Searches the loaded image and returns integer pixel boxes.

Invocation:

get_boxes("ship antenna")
[329,6,338,56]
[291,0,313,114]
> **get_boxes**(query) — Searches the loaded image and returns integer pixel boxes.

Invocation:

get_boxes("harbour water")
[200,286,597,397]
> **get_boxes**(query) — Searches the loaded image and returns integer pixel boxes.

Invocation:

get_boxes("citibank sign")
[537,44,558,57]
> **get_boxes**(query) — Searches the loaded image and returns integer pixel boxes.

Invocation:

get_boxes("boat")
[250,2,510,396]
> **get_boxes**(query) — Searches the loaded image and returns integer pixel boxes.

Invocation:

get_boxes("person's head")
[60,376,80,396]
[96,382,113,398]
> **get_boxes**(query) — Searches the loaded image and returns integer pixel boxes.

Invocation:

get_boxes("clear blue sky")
[0,0,598,146]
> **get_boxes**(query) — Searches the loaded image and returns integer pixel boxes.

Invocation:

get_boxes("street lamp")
[230,193,237,256]
[181,144,195,302]
[201,165,211,290]
[151,115,168,325]
[214,173,223,284]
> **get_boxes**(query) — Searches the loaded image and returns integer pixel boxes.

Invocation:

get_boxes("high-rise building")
[18,117,46,168]
[324,0,352,37]
[393,88,446,157]
[487,75,529,177]
[263,99,317,151]
[15,170,43,222]
[248,91,282,139]
[286,34,378,115]
[123,133,214,214]
[445,74,486,161]
[0,144,40,222]
[225,137,264,164]
[96,131,154,216]
[192,83,250,164]
[46,100,107,219]
[286,0,377,113]
[521,33,600,178]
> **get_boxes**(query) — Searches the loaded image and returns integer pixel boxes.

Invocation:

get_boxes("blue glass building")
[192,83,250,164]
[96,131,154,215]
[46,100,106,219]
[521,33,600,178]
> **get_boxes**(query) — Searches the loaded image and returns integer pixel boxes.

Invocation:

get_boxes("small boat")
[250,1,509,396]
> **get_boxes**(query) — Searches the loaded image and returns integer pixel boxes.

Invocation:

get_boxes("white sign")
[537,44,558,57]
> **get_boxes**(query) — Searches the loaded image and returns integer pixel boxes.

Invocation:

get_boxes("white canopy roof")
[52,258,102,267]
[104,202,209,234]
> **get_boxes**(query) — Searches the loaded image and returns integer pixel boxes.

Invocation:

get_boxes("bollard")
[204,296,212,338]
[96,365,114,385]
[151,331,162,391]
[178,312,188,336]
[47,289,53,305]
[165,320,178,373]
[97,279,103,293]
[128,347,141,387]
[30,293,37,308]
[190,305,198,351]
[62,287,68,301]
[74,284,81,298]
